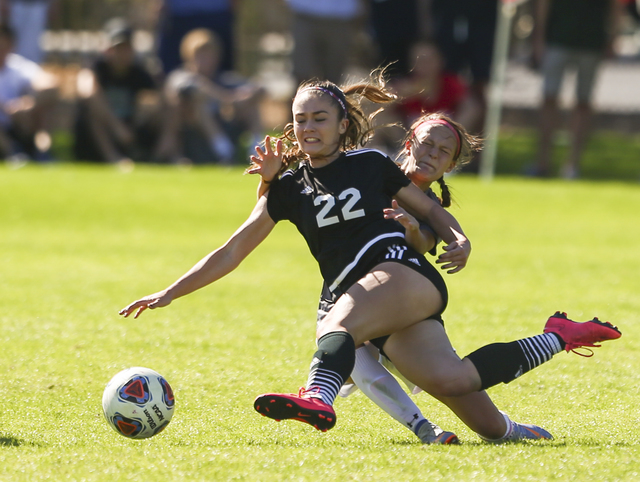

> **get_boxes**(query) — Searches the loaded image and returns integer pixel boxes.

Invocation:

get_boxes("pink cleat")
[544,311,621,356]
[254,388,336,432]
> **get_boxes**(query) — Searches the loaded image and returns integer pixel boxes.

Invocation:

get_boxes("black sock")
[305,331,356,405]
[465,333,563,390]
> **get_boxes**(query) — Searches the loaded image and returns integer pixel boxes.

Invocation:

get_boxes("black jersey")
[267,149,411,292]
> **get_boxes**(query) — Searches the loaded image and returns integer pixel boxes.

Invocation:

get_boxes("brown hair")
[180,28,221,63]
[401,112,483,207]
[247,70,397,177]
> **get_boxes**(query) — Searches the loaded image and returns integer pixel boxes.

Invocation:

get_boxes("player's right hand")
[119,291,173,319]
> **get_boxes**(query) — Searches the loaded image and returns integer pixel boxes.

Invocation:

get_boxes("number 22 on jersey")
[314,188,365,228]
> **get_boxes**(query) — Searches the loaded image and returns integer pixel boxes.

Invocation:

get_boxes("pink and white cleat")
[544,311,621,356]
[254,388,336,432]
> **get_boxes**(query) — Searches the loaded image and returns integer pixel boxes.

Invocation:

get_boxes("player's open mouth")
[418,161,435,171]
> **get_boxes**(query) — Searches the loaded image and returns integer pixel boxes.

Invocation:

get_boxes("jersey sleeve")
[381,155,412,196]
[265,172,294,223]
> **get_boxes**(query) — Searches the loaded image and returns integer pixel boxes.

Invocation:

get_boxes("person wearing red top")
[393,41,468,124]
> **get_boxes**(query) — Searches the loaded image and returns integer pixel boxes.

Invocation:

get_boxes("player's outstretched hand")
[119,291,173,319]
[436,228,470,274]
[247,135,283,183]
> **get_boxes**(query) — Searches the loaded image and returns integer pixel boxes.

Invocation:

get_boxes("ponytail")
[437,177,452,208]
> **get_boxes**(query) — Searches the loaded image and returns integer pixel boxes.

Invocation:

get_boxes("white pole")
[479,0,521,181]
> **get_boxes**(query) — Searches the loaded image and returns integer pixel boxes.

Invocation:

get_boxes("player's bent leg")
[383,320,482,397]
[317,262,445,346]
[464,312,622,391]
[256,263,446,432]
[431,391,508,440]
[350,343,458,444]
[255,331,354,431]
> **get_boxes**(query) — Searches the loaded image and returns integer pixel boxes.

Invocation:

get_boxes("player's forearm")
[165,247,239,301]
[397,184,468,246]
[425,207,467,246]
[404,225,435,255]
[168,198,274,300]
[257,178,270,198]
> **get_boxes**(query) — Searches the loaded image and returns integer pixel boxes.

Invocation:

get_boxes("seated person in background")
[158,28,264,165]
[370,40,468,155]
[0,23,58,163]
[392,40,468,125]
[73,18,163,166]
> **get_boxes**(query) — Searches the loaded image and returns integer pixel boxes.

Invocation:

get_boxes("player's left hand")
[383,200,419,232]
[436,228,470,274]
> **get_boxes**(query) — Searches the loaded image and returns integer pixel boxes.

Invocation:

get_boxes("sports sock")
[465,333,563,390]
[350,345,425,431]
[478,412,513,442]
[305,331,356,406]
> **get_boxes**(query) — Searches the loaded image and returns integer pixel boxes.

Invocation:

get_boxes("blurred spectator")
[155,0,238,76]
[371,40,469,154]
[286,0,363,85]
[366,0,421,79]
[0,0,59,63]
[392,40,468,125]
[73,18,163,167]
[158,28,264,165]
[531,0,623,179]
[430,0,498,172]
[0,23,58,163]
[622,0,640,22]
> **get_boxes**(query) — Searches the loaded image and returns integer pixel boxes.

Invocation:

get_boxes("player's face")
[292,92,348,164]
[405,124,457,186]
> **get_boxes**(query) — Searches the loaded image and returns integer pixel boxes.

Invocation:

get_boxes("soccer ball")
[102,367,175,439]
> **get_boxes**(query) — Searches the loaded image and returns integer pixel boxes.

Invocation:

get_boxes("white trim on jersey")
[328,232,404,292]
[344,148,392,160]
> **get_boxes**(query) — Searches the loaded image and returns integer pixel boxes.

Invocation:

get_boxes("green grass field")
[1,162,639,481]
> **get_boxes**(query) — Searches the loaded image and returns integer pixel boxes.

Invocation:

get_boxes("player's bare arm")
[395,182,470,272]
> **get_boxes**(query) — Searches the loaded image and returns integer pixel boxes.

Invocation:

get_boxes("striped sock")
[305,331,355,406]
[516,333,563,373]
[466,333,564,390]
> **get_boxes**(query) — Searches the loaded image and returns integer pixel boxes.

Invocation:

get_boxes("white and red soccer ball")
[102,367,175,439]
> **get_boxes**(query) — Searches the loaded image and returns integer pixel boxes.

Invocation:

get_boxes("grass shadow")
[0,433,26,447]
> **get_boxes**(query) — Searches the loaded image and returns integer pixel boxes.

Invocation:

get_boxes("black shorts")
[317,243,447,351]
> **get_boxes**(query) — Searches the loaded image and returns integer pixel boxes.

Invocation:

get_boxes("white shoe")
[415,420,459,444]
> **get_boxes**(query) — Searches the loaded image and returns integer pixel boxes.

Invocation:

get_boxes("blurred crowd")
[0,0,636,177]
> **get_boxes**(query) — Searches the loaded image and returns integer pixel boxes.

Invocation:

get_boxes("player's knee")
[421,368,476,397]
